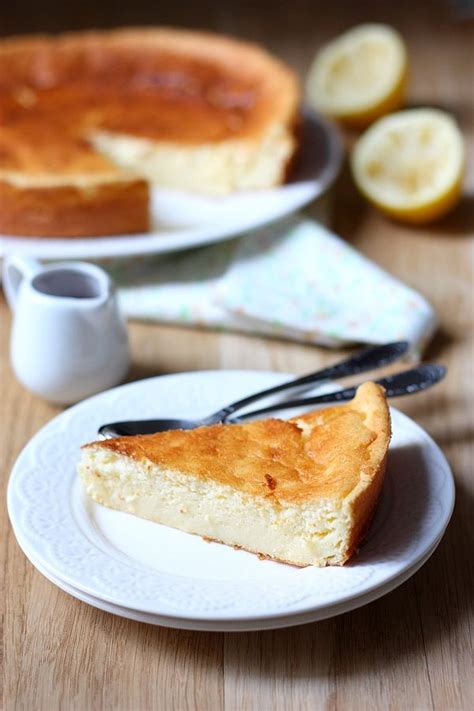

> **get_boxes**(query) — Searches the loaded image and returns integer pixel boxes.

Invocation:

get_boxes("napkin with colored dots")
[103,214,436,355]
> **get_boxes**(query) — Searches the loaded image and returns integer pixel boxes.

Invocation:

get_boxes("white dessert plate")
[0,111,342,261]
[15,530,444,632]
[8,370,454,631]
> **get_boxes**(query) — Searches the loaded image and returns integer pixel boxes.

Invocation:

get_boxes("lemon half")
[351,108,465,223]
[307,24,407,126]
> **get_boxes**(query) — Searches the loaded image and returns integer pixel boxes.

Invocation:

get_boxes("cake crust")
[0,28,299,236]
[84,382,390,505]
[0,177,149,237]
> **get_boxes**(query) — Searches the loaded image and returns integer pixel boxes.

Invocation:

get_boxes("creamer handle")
[2,256,42,310]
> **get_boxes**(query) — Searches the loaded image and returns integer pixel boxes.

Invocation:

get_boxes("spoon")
[99,341,409,438]
[228,364,446,422]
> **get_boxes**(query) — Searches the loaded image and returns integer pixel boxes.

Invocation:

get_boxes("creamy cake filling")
[89,122,294,194]
[79,448,354,567]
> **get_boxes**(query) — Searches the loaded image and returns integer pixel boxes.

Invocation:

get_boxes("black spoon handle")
[212,341,409,421]
[97,342,410,438]
[230,364,446,422]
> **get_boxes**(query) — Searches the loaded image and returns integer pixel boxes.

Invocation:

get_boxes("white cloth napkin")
[102,214,437,356]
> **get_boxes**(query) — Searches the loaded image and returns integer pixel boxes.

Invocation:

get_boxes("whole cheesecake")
[0,28,300,237]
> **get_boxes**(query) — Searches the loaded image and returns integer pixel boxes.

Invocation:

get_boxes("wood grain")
[1,1,473,709]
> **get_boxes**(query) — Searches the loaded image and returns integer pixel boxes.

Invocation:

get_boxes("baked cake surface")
[0,28,299,237]
[78,382,391,567]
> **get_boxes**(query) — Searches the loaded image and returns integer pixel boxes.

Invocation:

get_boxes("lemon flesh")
[307,24,407,126]
[351,108,465,223]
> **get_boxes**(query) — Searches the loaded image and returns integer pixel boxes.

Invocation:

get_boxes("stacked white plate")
[8,370,455,631]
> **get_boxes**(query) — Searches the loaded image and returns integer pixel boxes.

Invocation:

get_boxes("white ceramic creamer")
[3,256,130,404]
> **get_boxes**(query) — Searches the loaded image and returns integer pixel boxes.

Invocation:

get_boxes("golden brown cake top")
[0,28,299,177]
[85,382,391,505]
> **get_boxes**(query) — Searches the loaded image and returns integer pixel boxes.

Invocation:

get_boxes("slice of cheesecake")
[78,382,391,567]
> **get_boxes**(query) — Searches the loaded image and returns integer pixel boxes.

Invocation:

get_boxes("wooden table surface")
[1,1,473,709]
